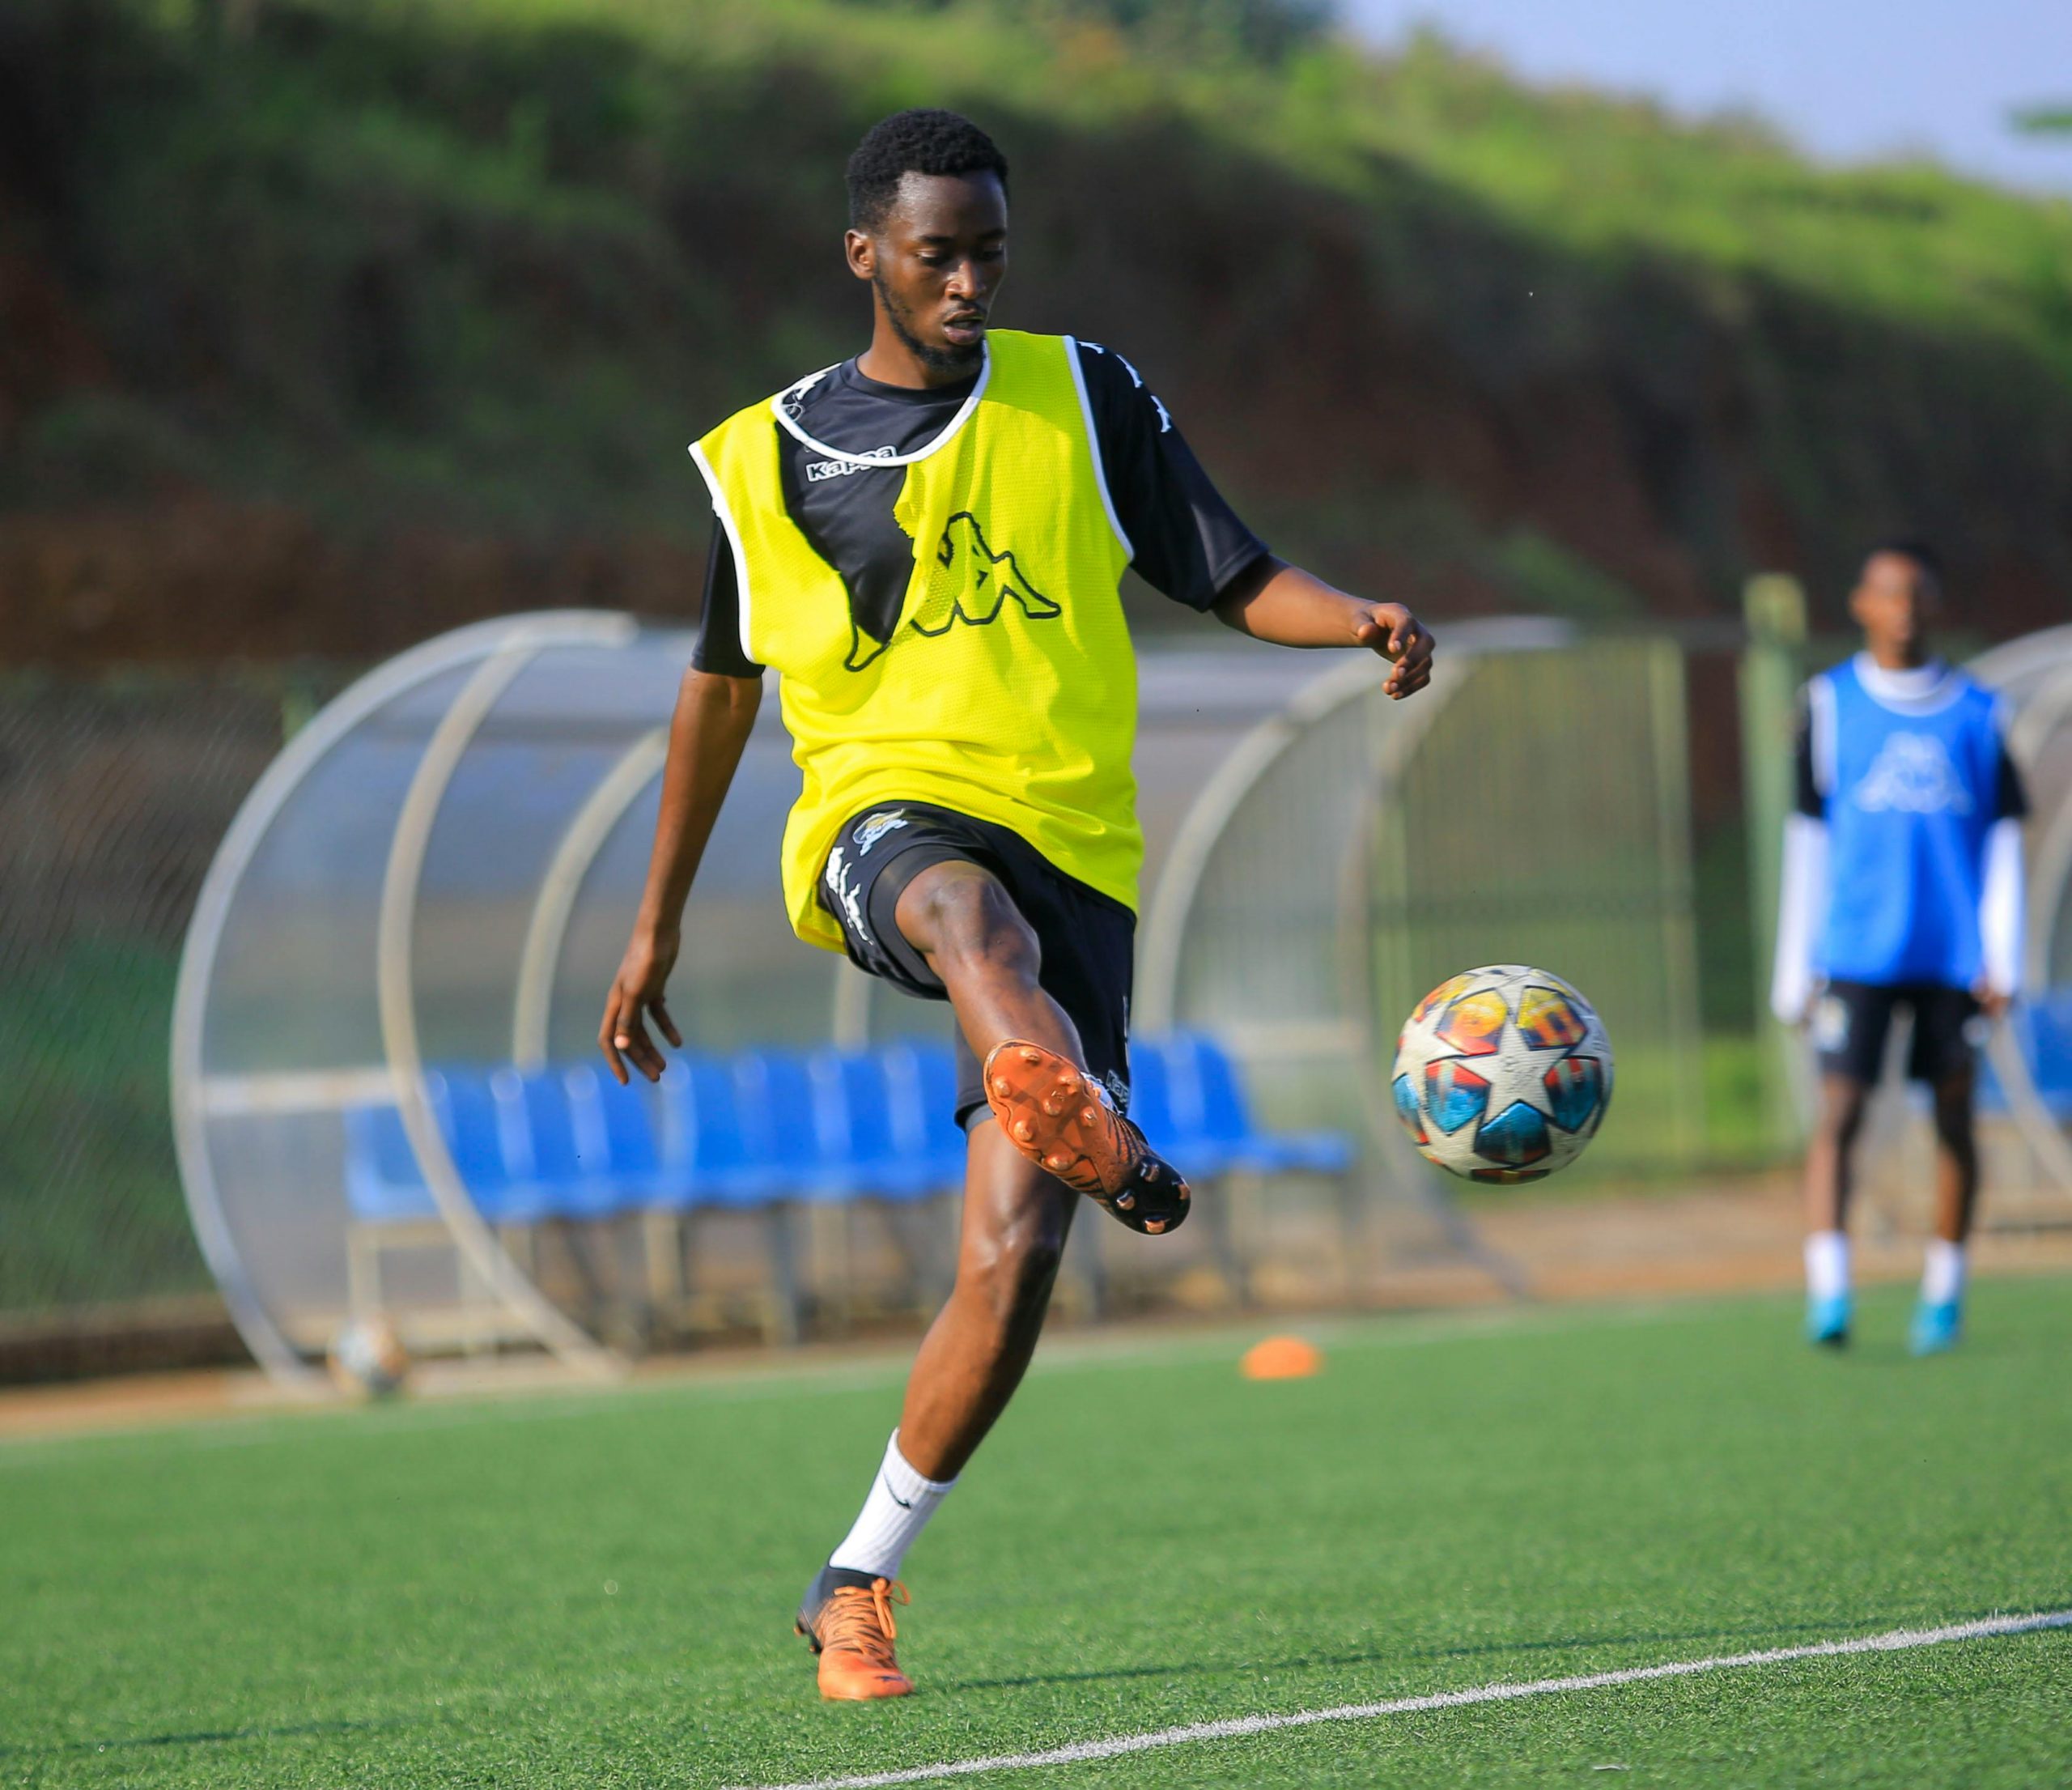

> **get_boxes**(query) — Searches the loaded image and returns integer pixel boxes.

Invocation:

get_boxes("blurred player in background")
[1772,541,2026,1354]
[599,109,1433,1697]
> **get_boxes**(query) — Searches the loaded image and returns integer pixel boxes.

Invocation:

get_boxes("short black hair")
[846,108,1008,233]
[1866,537,1945,583]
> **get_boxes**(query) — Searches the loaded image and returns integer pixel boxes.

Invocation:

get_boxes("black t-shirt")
[691,340,1267,677]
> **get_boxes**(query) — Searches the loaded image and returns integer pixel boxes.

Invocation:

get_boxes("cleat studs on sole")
[1115,1191,1135,1210]
[1013,1119,1034,1142]
[1081,1108,1098,1125]
[1144,1219,1167,1234]
[1047,1154,1069,1171]
[1019,1047,1043,1065]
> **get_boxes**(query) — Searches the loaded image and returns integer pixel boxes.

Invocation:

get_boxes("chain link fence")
[1,634,1802,1359]
[0,670,350,1329]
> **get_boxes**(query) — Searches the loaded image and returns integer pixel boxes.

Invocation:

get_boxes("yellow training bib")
[691,331,1140,953]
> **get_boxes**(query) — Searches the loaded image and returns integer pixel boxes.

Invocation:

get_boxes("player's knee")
[1931,1080,1975,1147]
[921,874,1041,988]
[1819,1084,1870,1145]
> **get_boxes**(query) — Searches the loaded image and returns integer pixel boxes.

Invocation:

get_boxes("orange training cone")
[1241,1335,1324,1380]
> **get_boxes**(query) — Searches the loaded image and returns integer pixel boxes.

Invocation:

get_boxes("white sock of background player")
[1805,1230,1850,1304]
[1921,1237,1966,1308]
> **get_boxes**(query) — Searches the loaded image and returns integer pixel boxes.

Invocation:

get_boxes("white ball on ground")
[328,1314,411,1400]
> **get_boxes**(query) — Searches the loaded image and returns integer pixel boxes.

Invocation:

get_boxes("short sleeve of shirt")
[690,520,765,678]
[1993,738,2028,823]
[1075,342,1267,612]
[1792,691,1824,819]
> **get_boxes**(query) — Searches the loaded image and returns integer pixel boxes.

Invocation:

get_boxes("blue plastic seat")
[1181,1034,1354,1174]
[1121,1040,1185,1163]
[342,1069,548,1227]
[342,1100,439,1223]
[565,1065,673,1205]
[737,1048,856,1203]
[656,1056,781,1209]
[2036,997,2072,1116]
[503,1068,625,1220]
[1131,1035,1234,1177]
[1134,1033,1352,1178]
[886,1039,970,1188]
[809,1048,944,1201]
[1972,993,2072,1119]
[450,1069,553,1225]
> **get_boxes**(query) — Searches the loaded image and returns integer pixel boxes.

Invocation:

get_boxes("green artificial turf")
[5,1280,2069,1788]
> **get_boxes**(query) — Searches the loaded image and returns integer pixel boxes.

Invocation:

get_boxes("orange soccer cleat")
[982,1040,1191,1234]
[795,1567,915,1700]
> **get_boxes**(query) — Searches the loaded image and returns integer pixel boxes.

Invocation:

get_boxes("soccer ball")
[1391,965,1612,1183]
[328,1313,410,1401]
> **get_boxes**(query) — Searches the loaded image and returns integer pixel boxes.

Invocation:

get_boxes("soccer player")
[1771,541,2025,1355]
[599,109,1434,1698]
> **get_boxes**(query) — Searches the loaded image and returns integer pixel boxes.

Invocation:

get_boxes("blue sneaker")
[1910,1298,1962,1355]
[1806,1292,1851,1347]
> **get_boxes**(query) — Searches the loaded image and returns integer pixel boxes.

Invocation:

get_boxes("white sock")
[1805,1230,1850,1302]
[827,1431,957,1581]
[1921,1239,1967,1307]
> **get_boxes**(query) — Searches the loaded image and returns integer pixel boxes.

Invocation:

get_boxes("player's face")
[1849,551,1939,665]
[848,172,1008,374]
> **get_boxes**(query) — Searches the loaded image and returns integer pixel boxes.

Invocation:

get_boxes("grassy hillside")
[3,0,2071,661]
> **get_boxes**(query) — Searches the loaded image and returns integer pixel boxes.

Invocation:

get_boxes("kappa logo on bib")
[847,512,1060,671]
[1852,732,1973,816]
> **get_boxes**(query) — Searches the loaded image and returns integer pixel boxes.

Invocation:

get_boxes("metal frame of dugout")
[170,610,2072,1388]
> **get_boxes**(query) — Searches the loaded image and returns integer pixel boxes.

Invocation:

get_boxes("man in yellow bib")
[601,109,1433,1699]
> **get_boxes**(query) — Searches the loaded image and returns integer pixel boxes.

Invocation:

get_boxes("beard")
[873,270,984,375]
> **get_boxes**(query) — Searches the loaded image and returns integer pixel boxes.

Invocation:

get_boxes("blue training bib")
[1813,658,2003,989]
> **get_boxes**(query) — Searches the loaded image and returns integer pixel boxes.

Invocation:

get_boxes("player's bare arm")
[599,666,761,1086]
[1214,555,1436,698]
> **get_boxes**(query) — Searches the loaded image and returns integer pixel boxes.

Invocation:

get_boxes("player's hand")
[1352,603,1435,699]
[601,923,684,1085]
[1975,983,2011,1024]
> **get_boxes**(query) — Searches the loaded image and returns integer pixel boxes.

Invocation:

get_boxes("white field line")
[735,1608,2072,1790]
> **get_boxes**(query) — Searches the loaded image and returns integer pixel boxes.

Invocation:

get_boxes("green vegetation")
[12,0,2072,622]
[6,1281,2070,1785]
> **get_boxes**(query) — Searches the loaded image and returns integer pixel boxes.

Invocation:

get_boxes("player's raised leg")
[1802,1073,1868,1346]
[898,860,1190,1235]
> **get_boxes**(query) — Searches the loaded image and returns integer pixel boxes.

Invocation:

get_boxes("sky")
[1340,0,2072,195]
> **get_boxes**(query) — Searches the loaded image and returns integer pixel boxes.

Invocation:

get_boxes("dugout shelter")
[171,609,1760,1385]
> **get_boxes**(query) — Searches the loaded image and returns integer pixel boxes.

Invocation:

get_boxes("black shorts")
[1810,980,1985,1086]
[817,801,1136,1130]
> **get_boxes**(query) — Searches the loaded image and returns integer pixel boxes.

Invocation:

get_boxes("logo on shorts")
[1103,1069,1131,1115]
[855,810,910,856]
[824,844,869,945]
[1811,993,1849,1053]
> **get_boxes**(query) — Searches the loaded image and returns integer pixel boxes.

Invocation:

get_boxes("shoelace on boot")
[817,1579,909,1665]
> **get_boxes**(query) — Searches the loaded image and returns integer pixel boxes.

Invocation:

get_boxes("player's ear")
[845,228,875,280]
